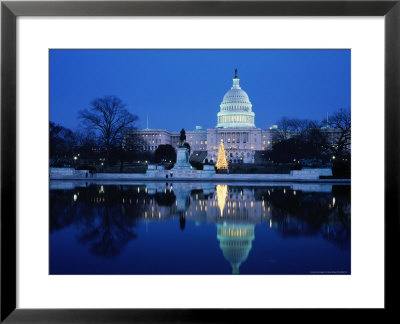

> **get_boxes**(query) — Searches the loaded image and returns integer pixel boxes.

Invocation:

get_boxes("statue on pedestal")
[179,128,186,147]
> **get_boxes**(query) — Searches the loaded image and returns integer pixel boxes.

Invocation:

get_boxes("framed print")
[1,0,399,322]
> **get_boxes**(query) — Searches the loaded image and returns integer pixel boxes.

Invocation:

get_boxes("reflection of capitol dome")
[217,69,255,128]
[217,223,255,274]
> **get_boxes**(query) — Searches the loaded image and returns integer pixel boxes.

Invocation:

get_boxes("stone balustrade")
[49,167,341,182]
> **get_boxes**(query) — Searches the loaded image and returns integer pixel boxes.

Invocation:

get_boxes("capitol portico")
[125,70,275,164]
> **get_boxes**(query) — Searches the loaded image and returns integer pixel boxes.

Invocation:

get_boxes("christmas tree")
[215,140,229,170]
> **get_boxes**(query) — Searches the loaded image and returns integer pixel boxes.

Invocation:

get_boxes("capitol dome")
[217,69,256,128]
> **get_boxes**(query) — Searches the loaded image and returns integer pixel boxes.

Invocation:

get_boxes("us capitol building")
[126,70,284,164]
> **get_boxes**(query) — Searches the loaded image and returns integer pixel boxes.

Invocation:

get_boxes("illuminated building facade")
[125,70,342,164]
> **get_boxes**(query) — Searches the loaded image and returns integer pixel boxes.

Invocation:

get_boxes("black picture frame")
[1,0,399,322]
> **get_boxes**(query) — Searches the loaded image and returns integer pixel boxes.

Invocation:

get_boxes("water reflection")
[50,181,350,274]
[264,185,350,250]
[216,185,228,216]
[217,223,255,274]
[50,185,142,258]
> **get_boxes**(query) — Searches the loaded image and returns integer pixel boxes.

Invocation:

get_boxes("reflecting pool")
[50,181,350,275]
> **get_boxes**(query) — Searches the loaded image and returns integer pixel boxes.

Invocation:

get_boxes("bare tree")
[274,117,319,142]
[74,129,99,161]
[78,96,138,165]
[327,108,351,158]
[274,117,292,142]
[291,119,318,136]
[49,121,77,162]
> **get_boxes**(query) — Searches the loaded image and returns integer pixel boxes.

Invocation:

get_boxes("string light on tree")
[215,139,229,170]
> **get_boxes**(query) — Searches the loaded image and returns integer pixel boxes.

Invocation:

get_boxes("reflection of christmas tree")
[215,140,229,170]
[216,185,228,217]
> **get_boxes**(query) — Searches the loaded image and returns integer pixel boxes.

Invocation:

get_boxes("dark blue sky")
[50,49,350,132]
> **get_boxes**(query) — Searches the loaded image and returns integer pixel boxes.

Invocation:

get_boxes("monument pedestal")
[170,147,197,178]
[146,146,215,179]
[172,147,192,170]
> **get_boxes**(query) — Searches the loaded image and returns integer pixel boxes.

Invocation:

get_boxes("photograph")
[49,49,351,275]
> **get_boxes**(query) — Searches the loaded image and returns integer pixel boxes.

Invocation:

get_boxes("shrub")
[190,161,203,170]
[75,165,97,171]
[332,161,351,178]
[154,144,176,163]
